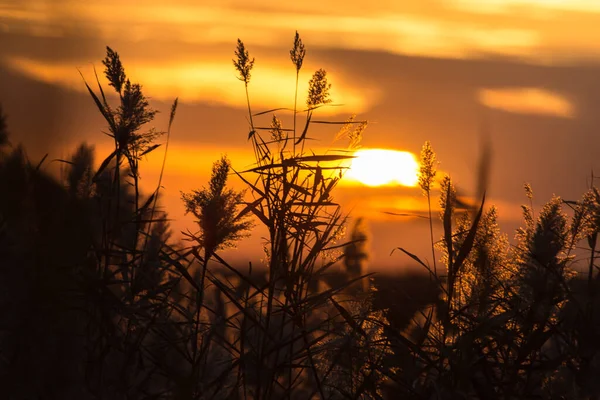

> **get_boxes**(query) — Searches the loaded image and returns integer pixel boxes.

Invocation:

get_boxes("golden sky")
[2,0,600,268]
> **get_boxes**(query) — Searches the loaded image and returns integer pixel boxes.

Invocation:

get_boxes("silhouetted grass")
[2,33,600,400]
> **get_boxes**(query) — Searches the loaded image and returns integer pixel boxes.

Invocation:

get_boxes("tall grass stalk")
[419,141,437,278]
[224,34,388,398]
[291,31,305,154]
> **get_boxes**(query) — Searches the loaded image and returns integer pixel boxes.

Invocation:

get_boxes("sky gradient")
[2,0,600,269]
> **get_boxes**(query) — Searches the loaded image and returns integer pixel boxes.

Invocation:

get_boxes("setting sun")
[344,149,419,187]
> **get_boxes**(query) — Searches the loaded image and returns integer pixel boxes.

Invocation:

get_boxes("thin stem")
[245,83,254,130]
[193,251,210,365]
[245,82,263,170]
[293,72,299,155]
[427,191,437,278]
[141,98,177,265]
[300,110,311,155]
[131,158,140,293]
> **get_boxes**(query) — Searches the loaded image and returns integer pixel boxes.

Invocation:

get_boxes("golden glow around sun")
[344,149,419,187]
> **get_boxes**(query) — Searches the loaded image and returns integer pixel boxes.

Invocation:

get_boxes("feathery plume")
[182,156,252,255]
[307,69,332,108]
[290,31,306,73]
[269,115,284,141]
[102,46,126,94]
[233,39,255,86]
[419,141,437,195]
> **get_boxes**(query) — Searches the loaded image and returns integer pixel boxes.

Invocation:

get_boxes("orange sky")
[2,0,600,269]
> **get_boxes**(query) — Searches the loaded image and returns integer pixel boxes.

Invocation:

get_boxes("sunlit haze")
[344,149,419,187]
[5,0,600,393]
[2,0,600,268]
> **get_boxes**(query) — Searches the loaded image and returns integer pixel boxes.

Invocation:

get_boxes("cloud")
[9,0,600,66]
[1,1,541,61]
[451,0,600,15]
[3,56,377,113]
[477,87,575,118]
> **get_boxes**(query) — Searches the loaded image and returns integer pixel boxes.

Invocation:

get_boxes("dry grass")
[1,33,600,400]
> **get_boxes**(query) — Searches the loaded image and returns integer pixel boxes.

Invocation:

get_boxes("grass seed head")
[419,140,437,195]
[307,68,332,108]
[439,175,456,214]
[233,39,255,85]
[524,182,534,200]
[269,115,283,141]
[290,31,306,73]
[102,46,126,94]
[181,156,252,255]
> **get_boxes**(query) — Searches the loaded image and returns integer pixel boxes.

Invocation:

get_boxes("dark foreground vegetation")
[2,33,600,399]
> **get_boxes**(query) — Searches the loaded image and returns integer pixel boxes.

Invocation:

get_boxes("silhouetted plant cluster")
[2,32,600,400]
[380,143,600,399]
[0,34,388,399]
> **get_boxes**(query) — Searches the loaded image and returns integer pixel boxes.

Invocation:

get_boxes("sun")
[344,149,419,187]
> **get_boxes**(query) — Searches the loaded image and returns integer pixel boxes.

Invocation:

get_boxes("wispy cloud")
[0,1,541,60]
[477,87,575,118]
[4,0,600,67]
[4,56,377,112]
[451,0,600,15]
